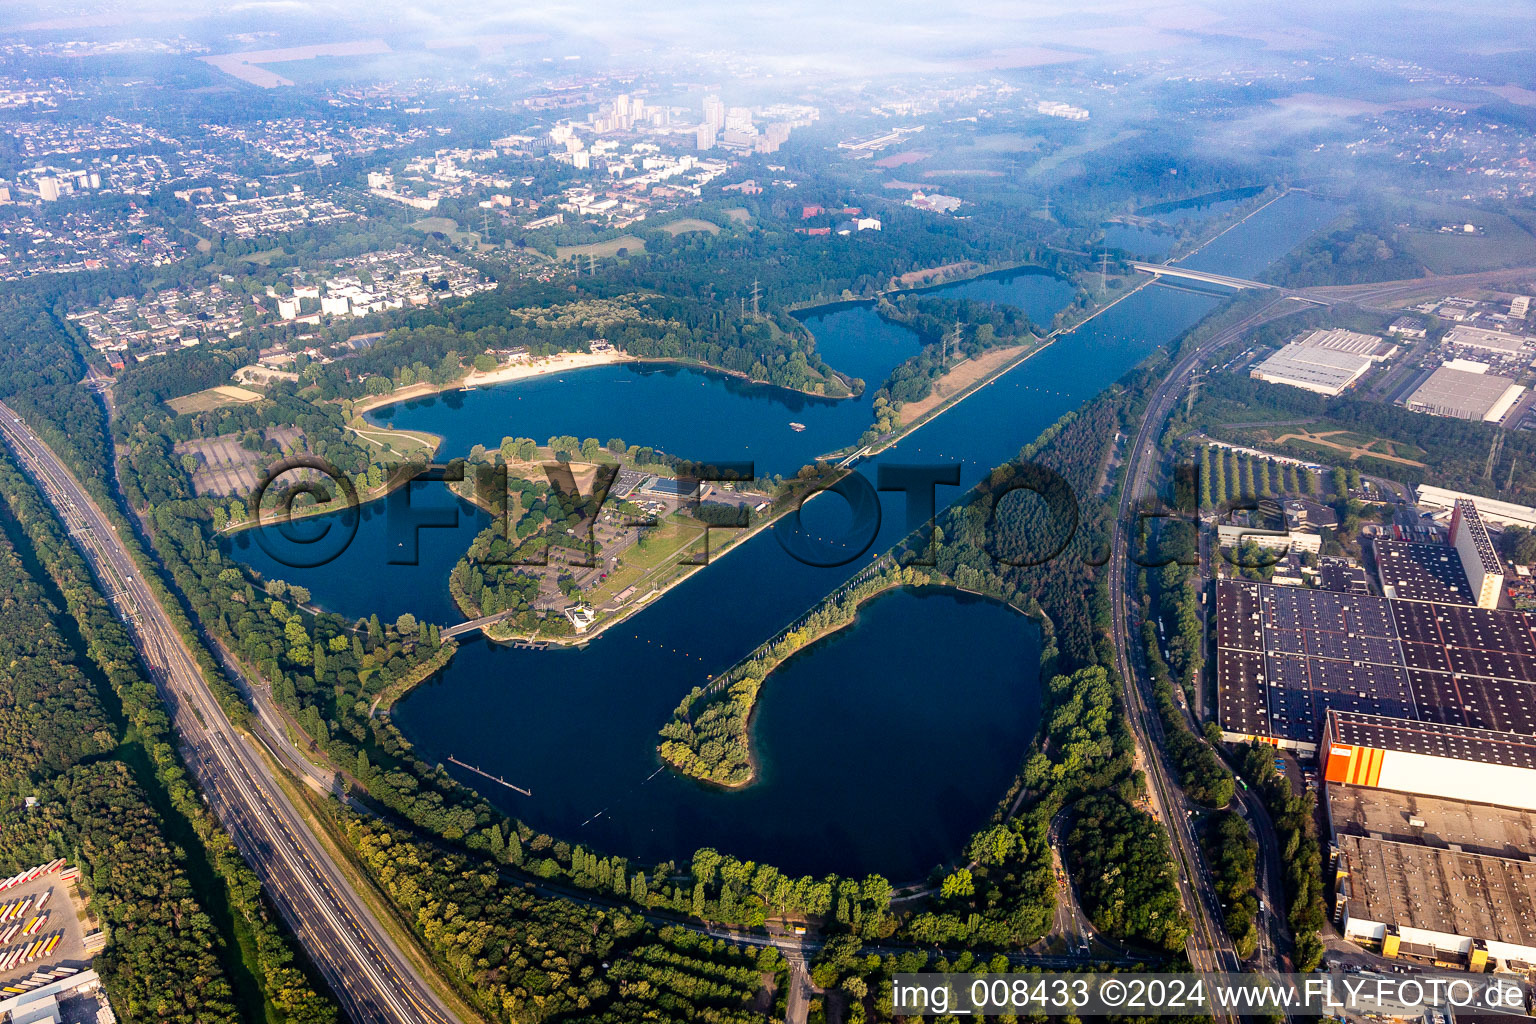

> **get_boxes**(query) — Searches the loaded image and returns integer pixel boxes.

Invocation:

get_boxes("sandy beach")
[350,349,634,417]
[462,349,635,388]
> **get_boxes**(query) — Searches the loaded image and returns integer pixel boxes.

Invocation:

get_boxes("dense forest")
[1202,810,1261,959]
[0,453,338,1023]
[0,763,242,1023]
[1068,794,1191,951]
[0,302,111,481]
[0,534,114,792]
[1262,200,1423,287]
[344,814,780,1024]
[1234,742,1327,971]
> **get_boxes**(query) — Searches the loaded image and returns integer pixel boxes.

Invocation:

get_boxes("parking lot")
[0,862,101,991]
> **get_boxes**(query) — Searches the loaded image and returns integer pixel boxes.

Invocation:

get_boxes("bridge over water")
[1129,261,1276,291]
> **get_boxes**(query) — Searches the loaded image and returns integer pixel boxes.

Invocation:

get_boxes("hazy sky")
[5,0,1534,79]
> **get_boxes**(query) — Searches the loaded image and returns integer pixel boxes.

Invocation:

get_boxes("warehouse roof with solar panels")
[1373,538,1477,604]
[1215,579,1536,752]
[1327,710,1536,771]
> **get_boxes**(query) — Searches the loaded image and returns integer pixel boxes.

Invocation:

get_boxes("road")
[1106,296,1313,988]
[1301,264,1536,308]
[0,402,466,1024]
[1038,806,1137,960]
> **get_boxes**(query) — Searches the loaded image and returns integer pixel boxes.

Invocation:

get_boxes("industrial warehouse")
[1216,496,1536,971]
[1218,502,1536,751]
[1215,580,1536,752]
[1248,328,1397,396]
[1324,711,1536,969]
[1402,364,1526,422]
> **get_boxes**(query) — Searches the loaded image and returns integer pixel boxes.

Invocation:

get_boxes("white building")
[1443,325,1530,355]
[1216,523,1322,555]
[1450,499,1504,609]
[1415,485,1536,531]
[1249,328,1394,396]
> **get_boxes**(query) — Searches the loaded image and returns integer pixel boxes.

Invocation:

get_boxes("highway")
[0,402,466,1024]
[1106,295,1313,989]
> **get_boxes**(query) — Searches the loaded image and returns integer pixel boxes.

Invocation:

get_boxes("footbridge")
[1129,261,1275,291]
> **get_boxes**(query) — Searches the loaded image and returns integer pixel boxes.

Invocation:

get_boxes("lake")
[228,192,1331,878]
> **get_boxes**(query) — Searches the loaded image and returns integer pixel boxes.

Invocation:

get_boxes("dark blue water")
[226,197,1332,877]
[361,267,1075,479]
[428,588,1040,882]
[1102,222,1176,258]
[393,284,1222,878]
[1138,185,1266,223]
[1179,192,1341,279]
[223,493,490,627]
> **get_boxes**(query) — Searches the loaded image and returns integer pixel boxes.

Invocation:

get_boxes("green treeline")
[0,303,112,484]
[1141,618,1234,810]
[1234,743,1328,971]
[1191,370,1536,498]
[345,814,781,1024]
[0,763,242,1023]
[0,453,339,1023]
[0,539,114,790]
[1202,810,1260,959]
[1262,200,1425,287]
[1067,794,1192,952]
[658,566,932,785]
[1136,522,1232,810]
[860,294,1040,445]
[313,287,853,399]
[1197,443,1310,510]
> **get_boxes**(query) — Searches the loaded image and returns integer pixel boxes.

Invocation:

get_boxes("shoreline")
[350,349,637,419]
[353,348,856,426]
[662,575,913,789]
[470,466,856,650]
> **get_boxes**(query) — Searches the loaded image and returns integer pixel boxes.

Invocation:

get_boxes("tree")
[939,869,974,899]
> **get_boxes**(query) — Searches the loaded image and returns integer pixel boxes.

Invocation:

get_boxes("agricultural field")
[166,385,263,415]
[555,235,647,259]
[1404,203,1536,275]
[660,218,720,237]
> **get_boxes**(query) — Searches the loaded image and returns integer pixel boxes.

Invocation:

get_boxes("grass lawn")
[412,216,459,233]
[555,235,647,259]
[347,423,440,459]
[240,247,286,266]
[723,207,751,224]
[661,218,720,237]
[412,216,481,246]
[585,516,705,606]
[167,385,263,415]
[1405,202,1536,274]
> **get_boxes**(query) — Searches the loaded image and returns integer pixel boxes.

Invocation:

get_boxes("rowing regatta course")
[227,192,1339,878]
